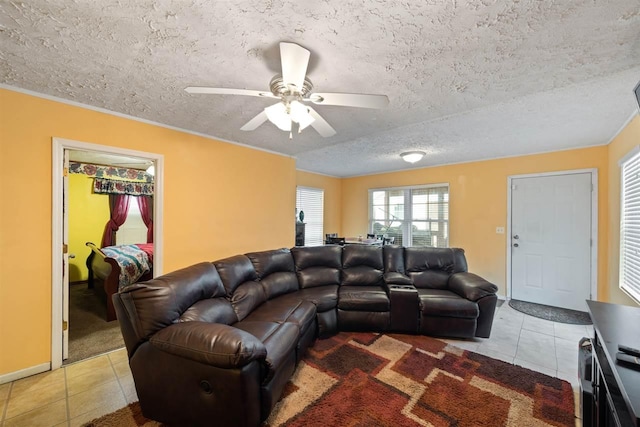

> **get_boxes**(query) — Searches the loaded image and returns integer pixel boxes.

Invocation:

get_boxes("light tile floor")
[0,302,589,426]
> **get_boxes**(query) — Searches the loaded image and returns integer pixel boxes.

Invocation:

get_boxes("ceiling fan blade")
[185,87,276,98]
[307,92,389,109]
[280,42,310,91]
[307,107,336,137]
[240,111,269,131]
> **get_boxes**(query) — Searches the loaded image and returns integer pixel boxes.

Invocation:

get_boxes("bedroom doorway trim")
[52,137,164,370]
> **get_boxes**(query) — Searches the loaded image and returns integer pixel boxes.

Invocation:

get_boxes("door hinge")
[62,320,68,331]
[63,167,68,177]
[511,184,517,190]
[63,244,68,254]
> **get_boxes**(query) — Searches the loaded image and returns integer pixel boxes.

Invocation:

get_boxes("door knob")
[513,235,519,239]
[513,243,519,247]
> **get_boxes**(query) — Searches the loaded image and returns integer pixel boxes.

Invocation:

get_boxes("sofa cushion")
[244,298,316,335]
[275,285,339,312]
[383,245,405,274]
[246,249,299,300]
[343,245,383,269]
[296,267,341,289]
[338,286,390,311]
[150,322,266,368]
[179,298,238,325]
[342,265,384,287]
[405,247,468,289]
[417,289,479,319]
[234,321,299,382]
[115,262,226,349]
[291,246,342,289]
[215,255,259,294]
[342,245,384,287]
[215,255,266,321]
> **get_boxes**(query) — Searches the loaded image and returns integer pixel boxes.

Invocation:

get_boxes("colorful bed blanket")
[101,244,152,289]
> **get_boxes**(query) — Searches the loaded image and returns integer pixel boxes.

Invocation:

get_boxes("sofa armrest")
[448,272,498,301]
[149,322,267,369]
[383,272,413,286]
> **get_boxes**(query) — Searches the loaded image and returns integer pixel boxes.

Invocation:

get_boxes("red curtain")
[137,196,154,243]
[101,194,130,247]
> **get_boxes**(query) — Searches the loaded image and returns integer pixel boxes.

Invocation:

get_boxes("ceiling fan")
[185,42,389,138]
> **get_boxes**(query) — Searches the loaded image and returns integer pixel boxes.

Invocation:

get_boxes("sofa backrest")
[404,247,468,289]
[383,245,405,274]
[113,262,231,356]
[214,255,265,321]
[291,245,342,289]
[341,245,384,286]
[246,248,299,300]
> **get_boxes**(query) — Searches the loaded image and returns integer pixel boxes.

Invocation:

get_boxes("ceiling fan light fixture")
[290,101,315,130]
[265,103,291,131]
[400,151,426,163]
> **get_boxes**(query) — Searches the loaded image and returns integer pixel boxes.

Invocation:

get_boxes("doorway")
[52,137,164,370]
[507,170,597,312]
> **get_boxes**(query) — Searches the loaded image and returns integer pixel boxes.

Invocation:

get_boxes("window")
[296,186,324,246]
[116,197,147,245]
[619,147,640,303]
[369,184,449,247]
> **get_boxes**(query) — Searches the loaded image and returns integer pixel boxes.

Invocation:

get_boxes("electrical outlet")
[496,227,505,234]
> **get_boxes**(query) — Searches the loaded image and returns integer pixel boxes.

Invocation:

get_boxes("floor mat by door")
[508,299,592,325]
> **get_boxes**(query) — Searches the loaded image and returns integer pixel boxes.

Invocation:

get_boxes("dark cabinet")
[586,300,640,427]
[295,222,305,246]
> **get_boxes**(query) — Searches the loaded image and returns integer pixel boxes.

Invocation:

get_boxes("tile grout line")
[1,382,13,426]
[64,366,71,427]
[109,354,129,407]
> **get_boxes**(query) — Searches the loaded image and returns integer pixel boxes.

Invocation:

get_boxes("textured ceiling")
[1,1,639,177]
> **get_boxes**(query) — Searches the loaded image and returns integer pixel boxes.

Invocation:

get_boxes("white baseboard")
[0,362,51,385]
[497,294,507,301]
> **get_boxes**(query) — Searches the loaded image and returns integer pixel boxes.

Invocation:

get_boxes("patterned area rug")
[86,332,576,427]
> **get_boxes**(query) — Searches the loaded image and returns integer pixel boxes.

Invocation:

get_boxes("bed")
[85,242,154,321]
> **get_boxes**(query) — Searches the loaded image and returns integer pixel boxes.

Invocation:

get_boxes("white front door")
[511,172,592,311]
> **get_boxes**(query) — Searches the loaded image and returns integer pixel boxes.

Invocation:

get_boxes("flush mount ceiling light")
[400,151,425,163]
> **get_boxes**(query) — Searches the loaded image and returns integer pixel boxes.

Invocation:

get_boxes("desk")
[586,300,640,426]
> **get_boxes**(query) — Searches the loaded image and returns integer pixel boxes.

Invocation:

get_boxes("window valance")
[70,162,153,183]
[94,178,154,196]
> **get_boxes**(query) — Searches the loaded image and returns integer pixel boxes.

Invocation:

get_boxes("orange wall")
[1,85,636,379]
[0,88,296,375]
[607,115,640,306]
[341,147,609,298]
[296,170,342,236]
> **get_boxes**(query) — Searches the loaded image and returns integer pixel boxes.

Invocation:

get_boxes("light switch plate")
[496,227,505,234]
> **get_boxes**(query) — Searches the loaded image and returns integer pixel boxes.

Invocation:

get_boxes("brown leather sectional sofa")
[113,245,499,427]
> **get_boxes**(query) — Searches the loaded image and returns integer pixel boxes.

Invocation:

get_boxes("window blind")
[296,186,324,247]
[620,149,640,303]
